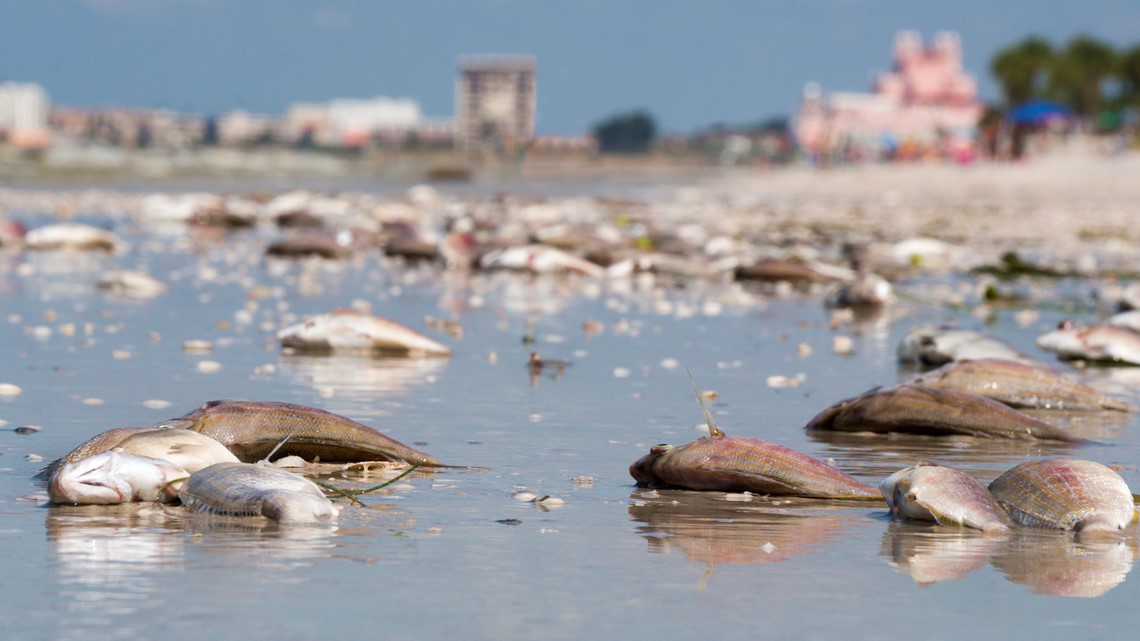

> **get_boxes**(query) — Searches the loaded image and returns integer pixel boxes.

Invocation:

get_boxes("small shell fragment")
[0,383,23,396]
[183,340,213,353]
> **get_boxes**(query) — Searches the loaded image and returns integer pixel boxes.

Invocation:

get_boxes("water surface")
[0,195,1137,641]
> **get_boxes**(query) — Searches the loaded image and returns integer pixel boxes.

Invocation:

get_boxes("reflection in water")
[880,520,1136,597]
[46,504,342,640]
[805,429,1084,483]
[880,521,1004,586]
[992,533,1136,598]
[628,490,860,586]
[47,505,186,641]
[275,353,448,409]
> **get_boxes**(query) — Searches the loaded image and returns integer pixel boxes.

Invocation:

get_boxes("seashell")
[277,309,451,357]
[629,435,879,499]
[907,358,1135,412]
[805,384,1082,441]
[880,462,1010,532]
[898,326,1033,366]
[988,459,1138,534]
[179,462,339,523]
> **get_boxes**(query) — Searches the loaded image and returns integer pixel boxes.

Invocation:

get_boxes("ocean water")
[0,191,1137,641]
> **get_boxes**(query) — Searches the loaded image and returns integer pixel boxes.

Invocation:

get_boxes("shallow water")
[1,199,1139,640]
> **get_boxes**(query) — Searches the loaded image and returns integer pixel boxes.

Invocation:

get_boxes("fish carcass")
[48,450,188,505]
[907,358,1135,412]
[179,462,339,523]
[166,400,449,466]
[277,310,451,357]
[804,384,1082,441]
[880,461,1010,532]
[988,459,1137,534]
[630,435,879,499]
[898,326,1034,366]
[1036,323,1140,365]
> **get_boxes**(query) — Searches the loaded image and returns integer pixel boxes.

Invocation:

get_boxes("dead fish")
[898,326,1033,366]
[1036,323,1140,365]
[733,257,854,284]
[112,428,240,472]
[48,450,187,505]
[24,223,121,252]
[804,384,1082,441]
[265,234,352,259]
[179,462,339,523]
[166,400,449,466]
[633,370,878,499]
[908,358,1135,412]
[96,270,168,298]
[880,461,1011,532]
[629,436,880,499]
[37,426,238,481]
[1105,310,1140,332]
[479,244,606,278]
[39,426,155,479]
[988,459,1138,534]
[277,309,451,357]
[824,272,894,308]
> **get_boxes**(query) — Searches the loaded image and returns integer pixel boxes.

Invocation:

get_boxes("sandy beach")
[2,141,1138,276]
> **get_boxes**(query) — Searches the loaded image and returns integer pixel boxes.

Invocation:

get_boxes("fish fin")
[261,434,294,463]
[686,365,723,437]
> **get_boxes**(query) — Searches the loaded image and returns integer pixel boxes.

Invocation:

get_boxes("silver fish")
[49,450,188,505]
[988,459,1138,534]
[880,461,1010,532]
[179,462,340,523]
[898,326,1033,366]
[1036,324,1140,365]
[39,426,239,481]
[907,358,1135,412]
[277,309,451,357]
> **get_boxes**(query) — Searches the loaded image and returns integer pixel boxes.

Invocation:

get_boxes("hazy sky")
[2,1,1138,135]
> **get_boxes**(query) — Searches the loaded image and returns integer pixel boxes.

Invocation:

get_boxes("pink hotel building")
[793,31,983,160]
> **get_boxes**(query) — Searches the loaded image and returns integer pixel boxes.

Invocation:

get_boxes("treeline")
[991,35,1140,120]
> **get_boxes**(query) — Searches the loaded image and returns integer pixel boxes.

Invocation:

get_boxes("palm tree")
[1050,36,1118,117]
[990,37,1054,106]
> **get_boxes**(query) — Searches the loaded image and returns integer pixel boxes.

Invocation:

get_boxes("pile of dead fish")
[43,399,453,523]
[630,324,1140,537]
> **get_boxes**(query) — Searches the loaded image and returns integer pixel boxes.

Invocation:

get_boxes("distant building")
[793,31,983,161]
[283,96,451,147]
[216,110,281,146]
[455,55,536,153]
[49,106,204,149]
[0,82,51,149]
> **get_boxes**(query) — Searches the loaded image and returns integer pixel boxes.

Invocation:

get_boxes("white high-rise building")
[0,82,51,148]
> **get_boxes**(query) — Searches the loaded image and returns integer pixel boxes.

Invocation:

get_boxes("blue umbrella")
[1008,100,1074,125]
